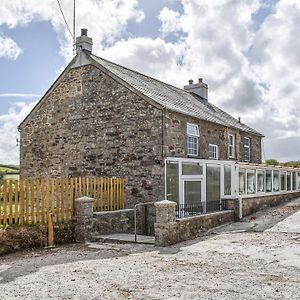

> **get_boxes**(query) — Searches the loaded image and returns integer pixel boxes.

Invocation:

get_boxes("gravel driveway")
[1,199,300,300]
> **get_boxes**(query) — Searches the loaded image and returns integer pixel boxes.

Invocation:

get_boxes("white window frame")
[228,134,235,158]
[244,137,251,162]
[208,144,219,160]
[187,123,199,157]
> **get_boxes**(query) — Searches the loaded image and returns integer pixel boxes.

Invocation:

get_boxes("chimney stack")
[76,28,93,54]
[184,78,208,100]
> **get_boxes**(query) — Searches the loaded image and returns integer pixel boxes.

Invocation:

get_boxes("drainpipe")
[161,108,165,163]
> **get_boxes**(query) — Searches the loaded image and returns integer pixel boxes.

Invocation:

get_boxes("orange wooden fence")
[0,177,125,226]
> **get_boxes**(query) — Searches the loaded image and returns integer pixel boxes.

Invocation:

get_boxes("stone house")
[19,29,264,207]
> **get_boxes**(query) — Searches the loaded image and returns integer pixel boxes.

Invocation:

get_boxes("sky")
[0,0,299,164]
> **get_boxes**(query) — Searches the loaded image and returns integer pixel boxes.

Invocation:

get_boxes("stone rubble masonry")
[163,110,262,163]
[20,65,165,208]
[91,204,155,236]
[92,209,135,236]
[20,63,262,208]
[154,200,234,246]
[222,192,300,219]
[75,196,94,243]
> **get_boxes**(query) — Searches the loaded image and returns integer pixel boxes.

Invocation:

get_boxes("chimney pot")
[81,28,88,36]
[76,28,93,54]
[184,78,208,100]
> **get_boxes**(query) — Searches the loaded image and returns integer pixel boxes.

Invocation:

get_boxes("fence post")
[154,200,177,246]
[75,196,94,243]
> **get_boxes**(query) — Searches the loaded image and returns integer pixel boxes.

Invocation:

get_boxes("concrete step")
[91,233,155,245]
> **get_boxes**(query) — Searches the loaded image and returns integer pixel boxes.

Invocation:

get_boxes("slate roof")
[90,54,263,136]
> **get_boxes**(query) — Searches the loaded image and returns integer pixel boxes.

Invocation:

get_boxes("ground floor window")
[247,169,256,194]
[182,162,203,175]
[239,168,246,195]
[224,165,231,195]
[287,172,291,191]
[266,170,272,192]
[166,161,179,203]
[292,172,297,191]
[273,171,280,192]
[184,181,201,205]
[206,164,221,210]
[257,170,265,192]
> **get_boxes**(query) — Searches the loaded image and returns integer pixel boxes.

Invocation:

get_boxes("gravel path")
[0,199,300,300]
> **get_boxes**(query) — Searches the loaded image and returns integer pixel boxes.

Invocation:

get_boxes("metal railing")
[176,201,222,218]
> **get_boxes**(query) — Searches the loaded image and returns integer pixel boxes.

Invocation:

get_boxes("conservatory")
[165,157,300,216]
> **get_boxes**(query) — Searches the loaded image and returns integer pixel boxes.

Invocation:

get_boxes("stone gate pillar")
[154,200,177,246]
[75,196,94,243]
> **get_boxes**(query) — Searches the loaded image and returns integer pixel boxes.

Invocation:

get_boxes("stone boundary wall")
[154,200,234,247]
[223,192,300,219]
[92,209,135,236]
[91,203,156,236]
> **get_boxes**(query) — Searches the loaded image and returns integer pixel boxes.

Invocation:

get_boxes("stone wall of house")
[20,64,165,207]
[163,110,262,163]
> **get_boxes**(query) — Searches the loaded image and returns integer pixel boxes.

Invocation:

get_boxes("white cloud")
[0,0,144,60]
[158,7,181,36]
[101,37,183,81]
[0,93,41,98]
[0,35,22,60]
[250,0,300,141]
[0,101,36,164]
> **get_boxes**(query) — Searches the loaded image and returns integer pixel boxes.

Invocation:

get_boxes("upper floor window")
[187,123,199,156]
[244,137,251,162]
[228,134,235,158]
[208,144,218,159]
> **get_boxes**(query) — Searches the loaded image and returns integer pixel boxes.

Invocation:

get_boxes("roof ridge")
[89,52,263,137]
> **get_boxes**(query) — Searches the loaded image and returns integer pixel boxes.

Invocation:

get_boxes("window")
[257,170,265,192]
[208,144,218,159]
[166,161,179,203]
[224,165,232,195]
[292,172,297,191]
[287,172,291,191]
[228,134,235,158]
[187,123,199,156]
[244,137,251,162]
[182,162,203,175]
[247,169,256,194]
[273,171,280,192]
[239,168,246,195]
[206,164,221,205]
[266,170,272,192]
[281,172,286,191]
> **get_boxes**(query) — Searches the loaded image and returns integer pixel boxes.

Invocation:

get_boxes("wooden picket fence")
[0,177,125,226]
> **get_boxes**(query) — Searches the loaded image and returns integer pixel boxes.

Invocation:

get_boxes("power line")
[73,0,76,54]
[56,0,74,39]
